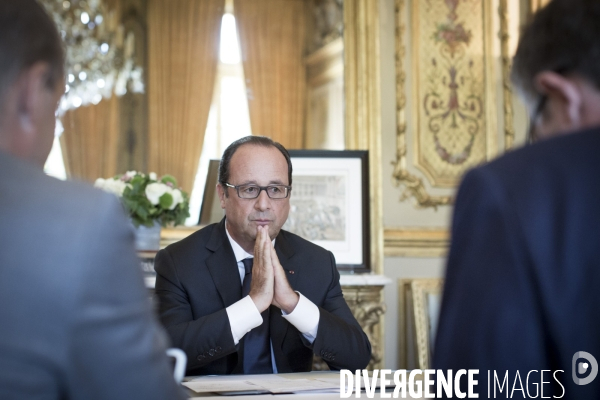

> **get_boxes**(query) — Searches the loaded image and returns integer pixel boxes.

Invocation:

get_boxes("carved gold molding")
[344,0,384,274]
[391,0,453,210]
[499,0,515,150]
[384,228,449,258]
[312,285,387,371]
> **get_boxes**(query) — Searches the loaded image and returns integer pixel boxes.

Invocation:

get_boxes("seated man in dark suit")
[155,135,371,375]
[0,1,185,399]
[434,0,600,398]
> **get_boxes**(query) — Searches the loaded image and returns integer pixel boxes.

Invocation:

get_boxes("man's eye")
[242,186,258,194]
[269,186,282,193]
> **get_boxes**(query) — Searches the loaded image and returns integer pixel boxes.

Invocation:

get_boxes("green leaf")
[130,175,144,187]
[159,192,173,209]
[161,175,177,186]
[137,206,148,219]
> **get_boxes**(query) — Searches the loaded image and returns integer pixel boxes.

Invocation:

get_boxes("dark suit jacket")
[154,218,371,375]
[433,128,600,398]
[0,151,185,400]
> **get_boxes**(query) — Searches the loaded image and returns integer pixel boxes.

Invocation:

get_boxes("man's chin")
[268,226,282,240]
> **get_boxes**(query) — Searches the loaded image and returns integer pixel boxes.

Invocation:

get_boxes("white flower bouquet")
[95,171,190,227]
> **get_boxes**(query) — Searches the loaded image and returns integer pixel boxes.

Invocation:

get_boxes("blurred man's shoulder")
[0,150,126,231]
[469,127,600,187]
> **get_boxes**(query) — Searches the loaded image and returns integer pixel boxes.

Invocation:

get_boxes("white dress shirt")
[224,228,320,369]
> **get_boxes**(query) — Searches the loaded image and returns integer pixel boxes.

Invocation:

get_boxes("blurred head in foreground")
[512,0,600,142]
[0,0,65,167]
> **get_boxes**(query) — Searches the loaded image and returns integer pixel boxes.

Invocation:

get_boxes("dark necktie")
[241,258,273,374]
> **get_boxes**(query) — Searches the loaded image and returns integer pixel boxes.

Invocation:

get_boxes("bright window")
[44,120,67,180]
[186,11,252,225]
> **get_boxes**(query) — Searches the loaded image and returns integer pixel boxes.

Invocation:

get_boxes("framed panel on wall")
[285,150,370,273]
[392,0,516,209]
[198,159,223,225]
[386,0,521,258]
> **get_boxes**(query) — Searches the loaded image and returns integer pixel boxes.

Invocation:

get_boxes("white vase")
[133,221,161,251]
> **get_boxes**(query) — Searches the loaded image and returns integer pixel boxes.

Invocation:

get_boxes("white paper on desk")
[182,379,265,394]
[310,374,343,386]
[249,376,339,394]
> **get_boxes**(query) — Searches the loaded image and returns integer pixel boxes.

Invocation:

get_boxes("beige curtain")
[147,0,224,194]
[60,0,122,182]
[60,96,120,182]
[234,0,307,149]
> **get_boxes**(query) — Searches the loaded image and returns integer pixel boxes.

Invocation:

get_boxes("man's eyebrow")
[236,179,285,186]
[236,180,286,185]
[237,180,258,185]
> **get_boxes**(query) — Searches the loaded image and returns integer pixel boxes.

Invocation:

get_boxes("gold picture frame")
[399,278,444,370]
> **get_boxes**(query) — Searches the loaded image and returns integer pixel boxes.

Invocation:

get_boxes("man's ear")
[216,183,226,209]
[16,62,51,135]
[2,62,52,164]
[534,71,583,126]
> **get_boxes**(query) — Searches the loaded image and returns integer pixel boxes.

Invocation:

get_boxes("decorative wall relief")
[312,285,387,370]
[421,0,484,184]
[308,0,343,53]
[393,0,507,208]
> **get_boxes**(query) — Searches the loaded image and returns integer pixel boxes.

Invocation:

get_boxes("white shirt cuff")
[226,295,263,345]
[281,292,320,343]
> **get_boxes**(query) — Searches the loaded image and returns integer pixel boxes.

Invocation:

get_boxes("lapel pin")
[288,270,295,274]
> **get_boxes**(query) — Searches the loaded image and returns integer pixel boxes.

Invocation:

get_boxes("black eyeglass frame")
[527,94,548,144]
[526,66,571,144]
[222,182,292,199]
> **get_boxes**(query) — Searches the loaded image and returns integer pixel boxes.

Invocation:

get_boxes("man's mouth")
[253,219,271,226]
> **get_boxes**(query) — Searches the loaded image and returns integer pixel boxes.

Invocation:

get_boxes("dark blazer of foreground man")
[434,0,600,398]
[155,137,371,376]
[0,2,185,399]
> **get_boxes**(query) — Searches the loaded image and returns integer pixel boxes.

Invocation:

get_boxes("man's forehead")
[229,144,289,182]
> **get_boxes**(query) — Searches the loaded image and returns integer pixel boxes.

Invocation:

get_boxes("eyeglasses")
[223,182,291,199]
[527,94,547,144]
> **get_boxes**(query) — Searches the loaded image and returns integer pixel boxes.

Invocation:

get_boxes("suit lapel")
[205,219,242,307]
[275,230,298,289]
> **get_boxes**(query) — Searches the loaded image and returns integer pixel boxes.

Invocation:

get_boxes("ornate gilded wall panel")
[393,0,513,208]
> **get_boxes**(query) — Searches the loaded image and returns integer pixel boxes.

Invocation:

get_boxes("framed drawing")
[198,159,223,225]
[284,150,370,273]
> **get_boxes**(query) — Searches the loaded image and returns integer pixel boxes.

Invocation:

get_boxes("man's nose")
[254,189,271,210]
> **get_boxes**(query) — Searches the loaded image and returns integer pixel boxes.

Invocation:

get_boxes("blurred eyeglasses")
[527,94,547,144]
[223,183,291,199]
